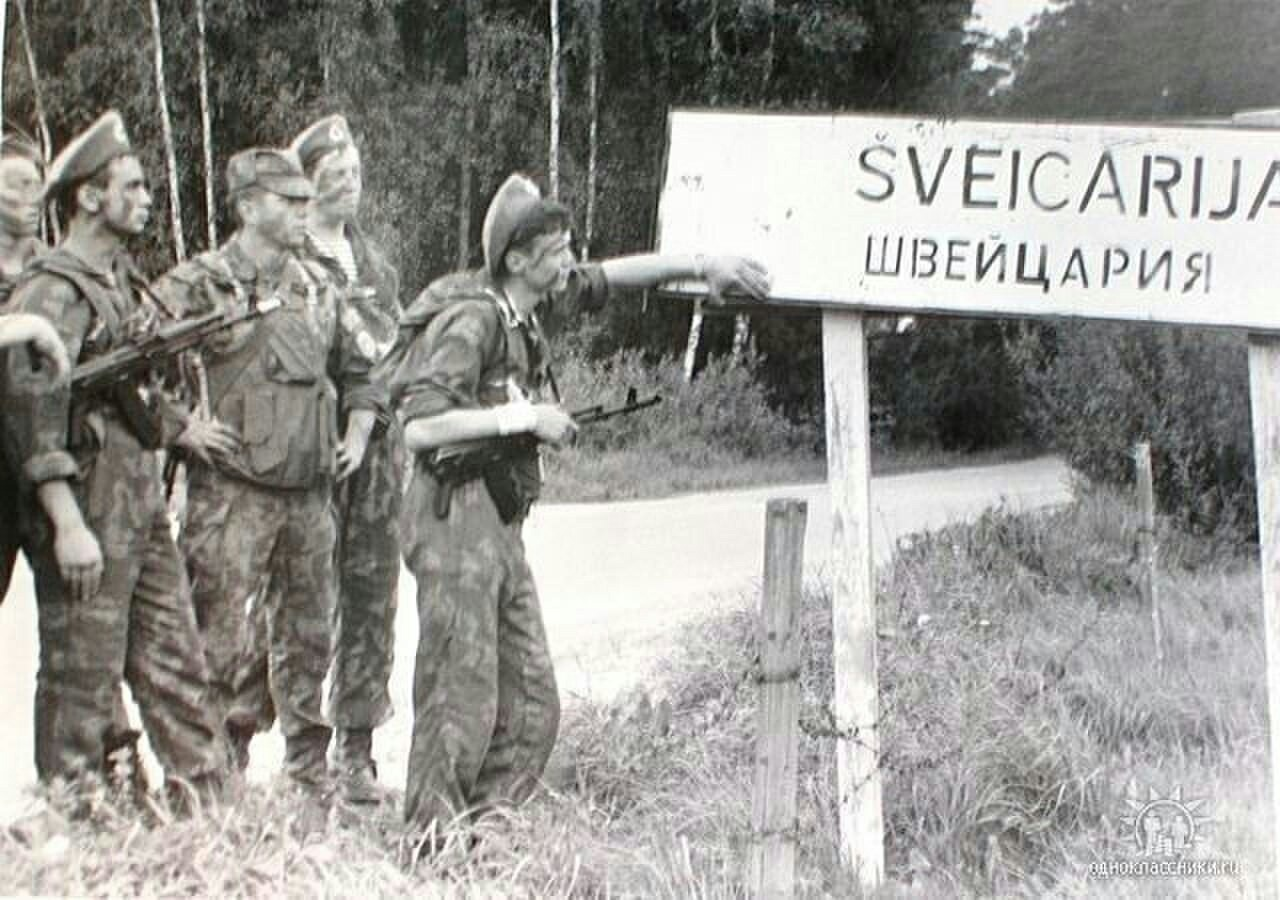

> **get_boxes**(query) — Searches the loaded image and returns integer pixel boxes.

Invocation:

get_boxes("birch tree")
[583,0,601,258]
[548,0,561,199]
[195,0,217,248]
[456,0,482,268]
[148,0,185,261]
[14,0,54,240]
[0,0,8,129]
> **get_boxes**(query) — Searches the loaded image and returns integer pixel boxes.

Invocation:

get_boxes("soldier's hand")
[532,404,578,447]
[702,256,772,305]
[176,417,241,464]
[54,522,103,602]
[335,428,372,481]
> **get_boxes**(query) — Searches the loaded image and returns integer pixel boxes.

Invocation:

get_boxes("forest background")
[4,0,1280,534]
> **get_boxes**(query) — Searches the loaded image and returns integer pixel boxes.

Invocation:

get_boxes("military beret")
[226,147,314,200]
[482,173,546,277]
[45,110,131,198]
[290,114,354,174]
[0,130,43,165]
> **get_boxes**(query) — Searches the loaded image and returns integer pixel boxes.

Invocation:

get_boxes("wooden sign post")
[821,310,884,889]
[1237,107,1280,896]
[656,107,1280,892]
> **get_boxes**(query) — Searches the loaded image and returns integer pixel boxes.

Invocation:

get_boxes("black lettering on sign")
[856,145,895,202]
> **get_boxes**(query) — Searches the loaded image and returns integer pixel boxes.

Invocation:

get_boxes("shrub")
[550,340,817,461]
[1020,321,1255,539]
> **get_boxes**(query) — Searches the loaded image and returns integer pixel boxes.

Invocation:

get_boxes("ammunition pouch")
[210,309,336,490]
[111,383,164,450]
[426,436,541,524]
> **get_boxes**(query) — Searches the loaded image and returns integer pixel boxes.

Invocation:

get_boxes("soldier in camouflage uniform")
[150,147,385,794]
[289,115,402,804]
[389,174,770,837]
[0,132,61,602]
[0,131,147,798]
[0,111,226,795]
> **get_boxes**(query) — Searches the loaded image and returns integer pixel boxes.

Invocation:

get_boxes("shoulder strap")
[27,252,122,337]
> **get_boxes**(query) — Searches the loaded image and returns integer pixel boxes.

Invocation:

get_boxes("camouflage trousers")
[25,421,224,788]
[329,420,403,732]
[183,466,336,783]
[401,470,560,833]
[1,472,17,599]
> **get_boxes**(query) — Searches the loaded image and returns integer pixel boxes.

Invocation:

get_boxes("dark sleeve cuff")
[23,451,78,485]
[572,262,611,313]
[341,385,387,419]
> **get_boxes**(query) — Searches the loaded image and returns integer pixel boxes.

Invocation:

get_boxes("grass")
[3,487,1272,897]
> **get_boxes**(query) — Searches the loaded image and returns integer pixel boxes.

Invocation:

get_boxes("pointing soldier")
[0,111,225,798]
[150,147,386,799]
[289,114,402,805]
[389,173,770,839]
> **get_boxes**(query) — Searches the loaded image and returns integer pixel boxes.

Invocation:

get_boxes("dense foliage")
[994,0,1280,538]
[2,0,1001,446]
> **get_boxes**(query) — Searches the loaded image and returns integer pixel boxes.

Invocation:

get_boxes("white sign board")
[656,110,1280,330]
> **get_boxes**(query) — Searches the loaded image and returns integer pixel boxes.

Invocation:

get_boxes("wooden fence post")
[1132,442,1163,672]
[748,498,807,899]
[822,309,884,891]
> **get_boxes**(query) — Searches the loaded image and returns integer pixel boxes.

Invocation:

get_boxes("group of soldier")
[0,107,769,849]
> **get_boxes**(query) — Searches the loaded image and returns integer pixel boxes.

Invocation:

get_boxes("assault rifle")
[70,297,281,394]
[428,388,661,521]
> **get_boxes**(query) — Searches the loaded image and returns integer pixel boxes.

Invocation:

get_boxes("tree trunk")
[457,0,482,268]
[583,0,601,258]
[195,0,217,249]
[0,0,8,129]
[731,312,751,362]
[682,300,703,382]
[548,0,561,199]
[148,0,186,262]
[15,0,55,241]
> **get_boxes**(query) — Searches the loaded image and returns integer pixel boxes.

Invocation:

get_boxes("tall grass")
[3,488,1271,897]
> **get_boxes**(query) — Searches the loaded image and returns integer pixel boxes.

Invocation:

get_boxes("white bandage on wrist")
[495,401,538,436]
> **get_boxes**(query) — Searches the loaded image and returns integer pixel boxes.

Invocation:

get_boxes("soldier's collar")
[486,284,529,329]
[224,233,290,284]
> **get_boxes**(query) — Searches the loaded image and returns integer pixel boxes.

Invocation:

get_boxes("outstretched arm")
[0,312,70,379]
[599,253,771,303]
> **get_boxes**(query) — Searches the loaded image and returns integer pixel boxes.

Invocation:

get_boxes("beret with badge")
[44,110,132,199]
[481,173,547,277]
[290,114,354,176]
[0,128,43,166]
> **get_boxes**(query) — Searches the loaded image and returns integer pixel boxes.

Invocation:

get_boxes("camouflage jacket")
[151,235,386,490]
[1,247,181,489]
[302,225,401,428]
[388,263,610,428]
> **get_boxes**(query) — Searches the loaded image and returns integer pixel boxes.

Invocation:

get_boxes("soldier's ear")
[504,247,528,277]
[75,181,102,215]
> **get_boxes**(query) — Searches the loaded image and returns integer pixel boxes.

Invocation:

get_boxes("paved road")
[0,456,1071,820]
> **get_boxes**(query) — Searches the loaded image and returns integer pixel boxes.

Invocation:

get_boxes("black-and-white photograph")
[0,0,1277,896]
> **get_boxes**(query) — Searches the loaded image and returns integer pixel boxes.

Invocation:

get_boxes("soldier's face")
[312,146,362,223]
[513,229,575,294]
[98,156,151,237]
[252,191,309,250]
[0,157,42,238]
